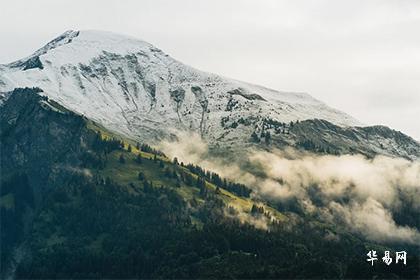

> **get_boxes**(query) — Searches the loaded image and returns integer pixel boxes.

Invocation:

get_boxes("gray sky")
[1,0,419,140]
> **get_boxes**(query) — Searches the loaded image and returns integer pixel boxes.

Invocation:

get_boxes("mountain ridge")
[0,30,418,160]
[1,31,357,130]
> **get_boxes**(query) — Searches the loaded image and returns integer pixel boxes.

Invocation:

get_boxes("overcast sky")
[1,0,419,140]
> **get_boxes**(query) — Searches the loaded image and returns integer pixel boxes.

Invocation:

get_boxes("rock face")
[285,119,420,160]
[0,30,418,159]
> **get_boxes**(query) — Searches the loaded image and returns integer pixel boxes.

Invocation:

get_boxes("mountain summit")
[1,30,418,159]
[0,31,357,129]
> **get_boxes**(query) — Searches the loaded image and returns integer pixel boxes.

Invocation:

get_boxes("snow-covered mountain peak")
[48,30,157,63]
[1,30,364,150]
[7,30,161,68]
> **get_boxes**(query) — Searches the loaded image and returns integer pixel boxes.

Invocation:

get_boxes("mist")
[158,132,420,245]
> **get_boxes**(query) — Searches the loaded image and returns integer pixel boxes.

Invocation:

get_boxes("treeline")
[79,132,125,169]
[184,163,252,198]
[88,131,251,198]
[91,132,167,157]
[92,132,124,154]
[130,147,252,199]
[85,132,169,169]
[10,87,43,95]
[135,154,251,199]
[14,172,419,279]
[136,142,165,156]
[296,139,339,154]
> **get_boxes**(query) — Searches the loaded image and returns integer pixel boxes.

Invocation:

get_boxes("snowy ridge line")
[1,30,369,151]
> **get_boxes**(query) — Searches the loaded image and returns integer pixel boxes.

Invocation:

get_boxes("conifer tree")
[173,157,179,165]
[264,131,271,144]
[138,172,145,181]
[135,153,142,164]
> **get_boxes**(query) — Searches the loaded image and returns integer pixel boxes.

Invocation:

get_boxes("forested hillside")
[1,89,418,279]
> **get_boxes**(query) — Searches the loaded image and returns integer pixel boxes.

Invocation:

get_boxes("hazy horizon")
[1,0,419,140]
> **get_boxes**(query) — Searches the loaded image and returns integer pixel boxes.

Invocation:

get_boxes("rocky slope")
[0,32,355,139]
[254,118,420,160]
[0,30,418,160]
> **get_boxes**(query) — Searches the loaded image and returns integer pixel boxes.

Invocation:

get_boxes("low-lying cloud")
[158,132,420,245]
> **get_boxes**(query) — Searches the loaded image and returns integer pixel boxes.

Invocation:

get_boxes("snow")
[0,30,362,145]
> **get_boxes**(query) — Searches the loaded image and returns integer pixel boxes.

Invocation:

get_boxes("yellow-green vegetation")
[86,120,120,142]
[87,120,167,159]
[98,139,287,224]
[86,120,287,224]
[100,149,210,204]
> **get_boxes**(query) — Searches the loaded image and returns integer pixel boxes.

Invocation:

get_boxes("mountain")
[2,30,418,160]
[1,30,419,279]
[1,89,418,278]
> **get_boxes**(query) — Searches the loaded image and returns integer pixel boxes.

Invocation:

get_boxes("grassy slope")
[87,120,287,225]
[86,123,403,259]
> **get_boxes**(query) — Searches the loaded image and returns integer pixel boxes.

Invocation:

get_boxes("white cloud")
[158,132,420,244]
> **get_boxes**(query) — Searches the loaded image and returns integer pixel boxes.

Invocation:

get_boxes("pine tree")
[173,157,179,165]
[184,173,193,186]
[164,167,171,177]
[251,204,264,215]
[138,172,145,181]
[119,154,125,164]
[196,176,206,189]
[135,153,142,164]
[251,204,258,215]
[264,131,271,144]
[199,184,207,197]
[143,180,151,192]
[251,131,260,143]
